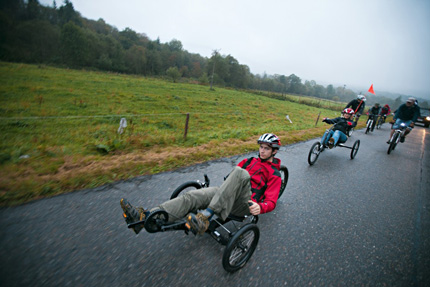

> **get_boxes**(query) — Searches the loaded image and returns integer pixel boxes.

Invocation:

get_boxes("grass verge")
[0,61,365,206]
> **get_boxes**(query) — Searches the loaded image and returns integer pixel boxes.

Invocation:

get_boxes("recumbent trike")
[307,124,360,165]
[127,165,289,273]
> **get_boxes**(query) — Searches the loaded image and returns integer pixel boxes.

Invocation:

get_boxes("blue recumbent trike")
[307,124,360,165]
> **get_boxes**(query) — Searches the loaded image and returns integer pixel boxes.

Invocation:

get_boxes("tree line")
[1,0,424,109]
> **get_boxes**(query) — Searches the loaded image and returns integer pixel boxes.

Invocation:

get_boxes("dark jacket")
[368,106,381,116]
[323,117,357,134]
[238,157,282,214]
[394,104,420,122]
[345,99,365,115]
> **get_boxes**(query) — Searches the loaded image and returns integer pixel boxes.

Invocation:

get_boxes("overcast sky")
[40,0,430,98]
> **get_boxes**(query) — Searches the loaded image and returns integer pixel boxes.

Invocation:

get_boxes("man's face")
[259,143,274,160]
[406,101,414,107]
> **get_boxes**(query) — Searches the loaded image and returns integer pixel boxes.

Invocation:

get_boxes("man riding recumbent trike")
[308,108,361,165]
[120,133,289,272]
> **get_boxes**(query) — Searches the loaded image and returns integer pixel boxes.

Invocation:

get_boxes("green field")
[0,61,359,206]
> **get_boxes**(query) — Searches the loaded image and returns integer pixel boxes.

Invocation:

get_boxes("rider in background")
[366,103,381,131]
[345,94,366,123]
[322,108,356,149]
[120,133,282,235]
[388,97,420,144]
[380,104,391,122]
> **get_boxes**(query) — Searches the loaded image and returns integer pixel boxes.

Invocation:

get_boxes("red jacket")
[237,157,282,214]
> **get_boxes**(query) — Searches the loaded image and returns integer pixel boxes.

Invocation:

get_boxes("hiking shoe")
[120,198,148,234]
[186,212,210,235]
[400,136,405,143]
[328,138,335,149]
[386,140,391,144]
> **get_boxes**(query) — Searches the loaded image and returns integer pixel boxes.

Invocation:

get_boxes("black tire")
[365,120,371,134]
[144,210,169,233]
[170,181,202,199]
[308,142,321,166]
[350,140,360,159]
[387,133,398,154]
[376,118,383,129]
[278,165,289,198]
[222,224,260,273]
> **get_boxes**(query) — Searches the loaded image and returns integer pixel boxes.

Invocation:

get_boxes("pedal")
[185,222,197,235]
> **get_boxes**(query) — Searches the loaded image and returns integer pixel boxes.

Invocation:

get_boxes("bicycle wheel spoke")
[229,232,254,264]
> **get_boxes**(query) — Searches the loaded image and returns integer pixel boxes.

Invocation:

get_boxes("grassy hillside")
[0,62,357,206]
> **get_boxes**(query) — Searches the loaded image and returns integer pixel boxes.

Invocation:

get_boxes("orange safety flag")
[368,84,375,95]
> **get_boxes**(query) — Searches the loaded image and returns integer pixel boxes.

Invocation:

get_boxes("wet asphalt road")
[1,124,429,287]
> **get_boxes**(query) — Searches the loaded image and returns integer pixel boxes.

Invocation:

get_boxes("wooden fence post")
[315,112,321,127]
[184,113,190,140]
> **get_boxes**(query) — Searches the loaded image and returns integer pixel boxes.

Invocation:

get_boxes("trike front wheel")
[144,210,169,233]
[222,224,260,273]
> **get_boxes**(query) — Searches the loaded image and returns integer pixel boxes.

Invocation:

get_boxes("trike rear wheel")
[222,224,259,273]
[170,181,202,199]
[278,165,289,198]
[350,140,360,159]
[308,142,321,165]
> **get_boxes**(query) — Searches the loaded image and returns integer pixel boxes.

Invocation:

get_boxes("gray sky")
[41,0,430,98]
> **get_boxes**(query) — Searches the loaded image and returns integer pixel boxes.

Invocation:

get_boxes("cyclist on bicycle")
[120,133,283,235]
[345,94,366,123]
[366,103,381,131]
[380,104,391,122]
[321,108,356,149]
[387,97,420,143]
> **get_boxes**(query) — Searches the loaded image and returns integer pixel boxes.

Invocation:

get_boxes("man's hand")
[248,201,261,215]
[322,118,328,122]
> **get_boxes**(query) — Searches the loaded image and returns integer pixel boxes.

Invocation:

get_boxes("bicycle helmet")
[357,94,366,101]
[342,108,355,115]
[257,133,281,149]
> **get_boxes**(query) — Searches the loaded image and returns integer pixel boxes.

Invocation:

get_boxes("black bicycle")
[308,125,360,165]
[365,115,378,134]
[376,115,385,129]
[129,165,289,273]
[387,122,408,154]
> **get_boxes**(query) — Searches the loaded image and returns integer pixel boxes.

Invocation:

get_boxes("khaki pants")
[159,166,252,222]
